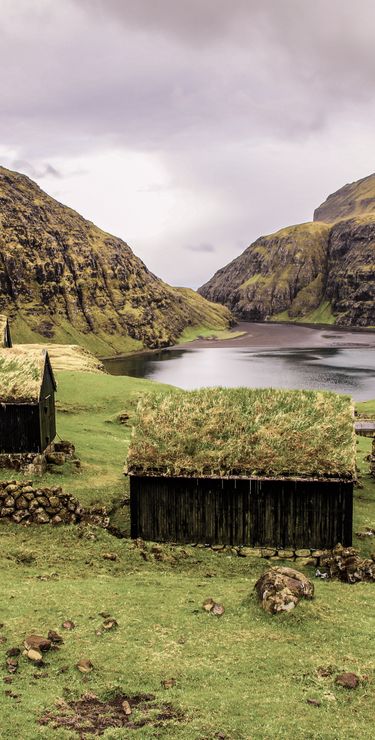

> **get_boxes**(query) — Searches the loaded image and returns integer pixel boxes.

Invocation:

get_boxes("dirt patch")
[38,691,184,736]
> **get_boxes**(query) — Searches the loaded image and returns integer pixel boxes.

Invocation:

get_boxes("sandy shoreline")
[175,322,375,350]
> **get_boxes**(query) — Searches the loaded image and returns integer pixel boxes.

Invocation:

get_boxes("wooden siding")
[130,476,353,549]
[39,362,56,449]
[0,404,41,453]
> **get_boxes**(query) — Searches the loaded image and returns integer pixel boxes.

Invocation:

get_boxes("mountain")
[0,166,230,354]
[313,173,375,222]
[199,175,375,327]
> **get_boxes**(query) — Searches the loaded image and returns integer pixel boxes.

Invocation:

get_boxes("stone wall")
[0,481,84,524]
[0,440,80,477]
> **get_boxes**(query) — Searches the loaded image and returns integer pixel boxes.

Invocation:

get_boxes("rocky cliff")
[0,167,230,354]
[199,175,375,327]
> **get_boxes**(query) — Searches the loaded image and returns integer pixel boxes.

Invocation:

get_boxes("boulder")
[255,566,314,614]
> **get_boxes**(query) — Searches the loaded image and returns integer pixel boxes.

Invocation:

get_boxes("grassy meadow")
[0,370,374,739]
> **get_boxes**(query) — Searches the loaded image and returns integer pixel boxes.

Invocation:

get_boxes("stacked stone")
[191,543,330,565]
[0,481,84,524]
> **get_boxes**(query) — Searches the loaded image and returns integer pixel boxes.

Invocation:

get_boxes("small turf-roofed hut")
[128,388,356,549]
[0,348,57,453]
[0,315,12,348]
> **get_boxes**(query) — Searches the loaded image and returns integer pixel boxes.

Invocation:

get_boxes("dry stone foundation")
[0,440,80,477]
[0,481,84,524]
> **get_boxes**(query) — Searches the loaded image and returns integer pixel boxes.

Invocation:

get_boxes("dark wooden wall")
[130,476,353,549]
[0,363,56,454]
[0,404,41,453]
[39,364,56,450]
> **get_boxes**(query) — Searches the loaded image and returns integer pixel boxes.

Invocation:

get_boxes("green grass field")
[0,372,374,739]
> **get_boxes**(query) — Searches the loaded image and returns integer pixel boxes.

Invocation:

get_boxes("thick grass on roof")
[0,348,48,403]
[127,387,356,480]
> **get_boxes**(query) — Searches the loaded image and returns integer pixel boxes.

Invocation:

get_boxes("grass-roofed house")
[0,315,12,348]
[127,388,356,549]
[0,348,56,453]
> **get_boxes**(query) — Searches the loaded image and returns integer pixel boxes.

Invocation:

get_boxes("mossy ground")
[0,373,374,739]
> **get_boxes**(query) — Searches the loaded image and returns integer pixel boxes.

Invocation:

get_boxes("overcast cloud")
[1,0,375,286]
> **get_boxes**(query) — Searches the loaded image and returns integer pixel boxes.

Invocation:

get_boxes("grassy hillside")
[0,373,374,739]
[0,166,231,355]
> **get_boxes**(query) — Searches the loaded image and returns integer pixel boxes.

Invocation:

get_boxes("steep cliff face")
[199,174,375,327]
[326,217,375,326]
[199,223,329,320]
[314,173,375,223]
[0,167,230,354]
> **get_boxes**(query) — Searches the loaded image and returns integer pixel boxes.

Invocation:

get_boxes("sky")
[1,0,375,288]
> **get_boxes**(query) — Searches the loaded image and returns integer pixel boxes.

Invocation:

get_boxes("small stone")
[26,649,43,663]
[6,647,20,658]
[277,550,295,559]
[161,678,176,689]
[102,618,118,630]
[47,630,64,644]
[3,676,13,684]
[307,698,321,707]
[62,620,75,630]
[102,552,118,561]
[6,658,18,674]
[238,547,262,557]
[33,511,50,524]
[260,548,276,558]
[295,549,312,558]
[211,544,225,551]
[335,672,359,689]
[122,699,132,715]
[24,635,51,652]
[76,658,93,673]
[202,598,215,612]
[211,603,225,616]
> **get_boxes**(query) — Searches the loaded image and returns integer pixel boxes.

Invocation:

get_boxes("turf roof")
[0,348,56,404]
[127,387,356,480]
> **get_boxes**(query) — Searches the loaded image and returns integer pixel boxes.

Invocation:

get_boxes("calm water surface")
[104,346,375,400]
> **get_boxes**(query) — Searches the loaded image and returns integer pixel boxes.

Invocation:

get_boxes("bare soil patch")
[39,691,185,736]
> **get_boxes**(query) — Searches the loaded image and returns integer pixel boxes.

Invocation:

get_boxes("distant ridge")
[0,166,230,354]
[199,174,375,327]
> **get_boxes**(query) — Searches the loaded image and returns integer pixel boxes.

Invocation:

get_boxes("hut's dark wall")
[130,476,353,549]
[0,404,41,453]
[39,365,56,450]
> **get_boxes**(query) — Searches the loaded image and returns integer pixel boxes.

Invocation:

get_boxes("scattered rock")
[202,598,225,616]
[122,699,132,715]
[202,598,215,612]
[24,635,51,652]
[102,552,118,561]
[6,647,20,658]
[62,620,75,630]
[6,658,18,674]
[161,678,176,689]
[102,618,118,631]
[47,630,64,644]
[254,566,314,614]
[76,658,94,674]
[355,526,375,538]
[3,676,13,684]
[320,544,375,583]
[25,649,43,664]
[211,603,225,616]
[335,672,360,689]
